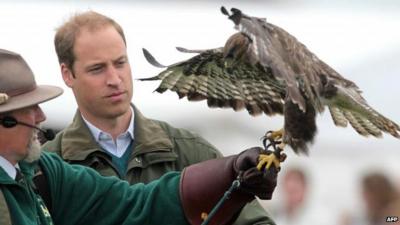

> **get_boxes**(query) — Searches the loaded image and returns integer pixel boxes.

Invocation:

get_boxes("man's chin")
[24,136,42,163]
[104,105,131,119]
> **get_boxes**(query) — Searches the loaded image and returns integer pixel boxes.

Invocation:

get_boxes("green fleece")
[0,152,186,225]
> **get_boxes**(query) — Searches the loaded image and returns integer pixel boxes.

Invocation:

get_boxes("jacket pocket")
[129,151,178,169]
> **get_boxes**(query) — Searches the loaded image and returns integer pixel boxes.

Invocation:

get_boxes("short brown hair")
[54,11,126,70]
[362,172,398,208]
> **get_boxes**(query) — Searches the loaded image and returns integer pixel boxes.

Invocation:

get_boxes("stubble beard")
[24,130,42,163]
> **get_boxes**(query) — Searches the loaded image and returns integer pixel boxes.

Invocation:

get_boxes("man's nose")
[34,105,46,124]
[106,67,122,86]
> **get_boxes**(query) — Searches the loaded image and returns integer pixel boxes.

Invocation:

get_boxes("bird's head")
[223,32,252,69]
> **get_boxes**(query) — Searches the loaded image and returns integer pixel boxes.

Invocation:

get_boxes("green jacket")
[0,152,186,225]
[42,106,275,225]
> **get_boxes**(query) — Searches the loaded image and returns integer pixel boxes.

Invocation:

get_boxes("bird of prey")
[140,7,400,169]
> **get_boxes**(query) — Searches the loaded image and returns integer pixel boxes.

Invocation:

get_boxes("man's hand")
[234,147,278,200]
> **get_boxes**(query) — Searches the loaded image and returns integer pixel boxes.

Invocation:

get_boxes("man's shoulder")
[152,119,211,146]
[38,151,66,174]
[41,130,66,155]
[153,119,198,139]
[151,118,223,158]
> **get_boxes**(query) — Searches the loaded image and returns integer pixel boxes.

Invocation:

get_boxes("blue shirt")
[82,107,134,157]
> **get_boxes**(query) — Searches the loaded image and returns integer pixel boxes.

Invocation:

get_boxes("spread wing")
[140,6,400,145]
[222,7,358,113]
[221,7,400,139]
[140,48,286,116]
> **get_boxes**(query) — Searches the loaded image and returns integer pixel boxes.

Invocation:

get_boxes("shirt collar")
[0,155,18,179]
[81,106,135,142]
[126,108,135,139]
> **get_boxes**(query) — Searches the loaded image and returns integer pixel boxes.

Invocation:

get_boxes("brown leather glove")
[234,147,278,200]
[180,146,278,225]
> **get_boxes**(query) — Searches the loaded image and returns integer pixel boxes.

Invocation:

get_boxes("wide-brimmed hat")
[0,49,63,113]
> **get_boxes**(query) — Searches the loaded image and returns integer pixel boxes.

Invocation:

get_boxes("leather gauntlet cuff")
[180,156,254,225]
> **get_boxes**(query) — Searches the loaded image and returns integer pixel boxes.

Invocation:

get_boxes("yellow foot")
[257,153,281,171]
[265,128,284,142]
[257,142,287,171]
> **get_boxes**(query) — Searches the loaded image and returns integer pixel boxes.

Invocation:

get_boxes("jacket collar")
[131,105,173,154]
[60,105,173,161]
[0,160,35,184]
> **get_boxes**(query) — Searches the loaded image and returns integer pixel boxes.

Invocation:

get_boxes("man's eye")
[89,66,102,73]
[116,60,126,67]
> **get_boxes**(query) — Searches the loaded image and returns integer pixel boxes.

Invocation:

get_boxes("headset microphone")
[0,116,55,141]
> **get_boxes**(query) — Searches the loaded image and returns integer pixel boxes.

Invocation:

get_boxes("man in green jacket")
[42,10,276,225]
[0,48,278,224]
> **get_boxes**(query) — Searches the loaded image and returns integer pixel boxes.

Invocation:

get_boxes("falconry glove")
[234,147,278,200]
[180,146,278,225]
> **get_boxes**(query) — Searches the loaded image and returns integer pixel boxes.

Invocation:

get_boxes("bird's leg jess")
[259,128,287,171]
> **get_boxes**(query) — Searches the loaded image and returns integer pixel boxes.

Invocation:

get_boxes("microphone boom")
[0,116,55,140]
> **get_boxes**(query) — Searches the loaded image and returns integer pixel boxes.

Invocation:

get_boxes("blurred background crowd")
[264,165,400,225]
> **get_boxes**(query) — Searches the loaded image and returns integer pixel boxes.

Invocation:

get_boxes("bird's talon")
[257,153,281,171]
[265,129,284,142]
[279,153,287,162]
[265,159,273,170]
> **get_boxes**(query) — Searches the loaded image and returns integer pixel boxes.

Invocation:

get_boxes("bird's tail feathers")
[328,106,400,138]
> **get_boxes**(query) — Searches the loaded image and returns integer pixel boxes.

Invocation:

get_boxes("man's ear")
[61,63,74,88]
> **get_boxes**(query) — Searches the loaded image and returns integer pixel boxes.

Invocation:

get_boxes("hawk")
[140,7,400,169]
